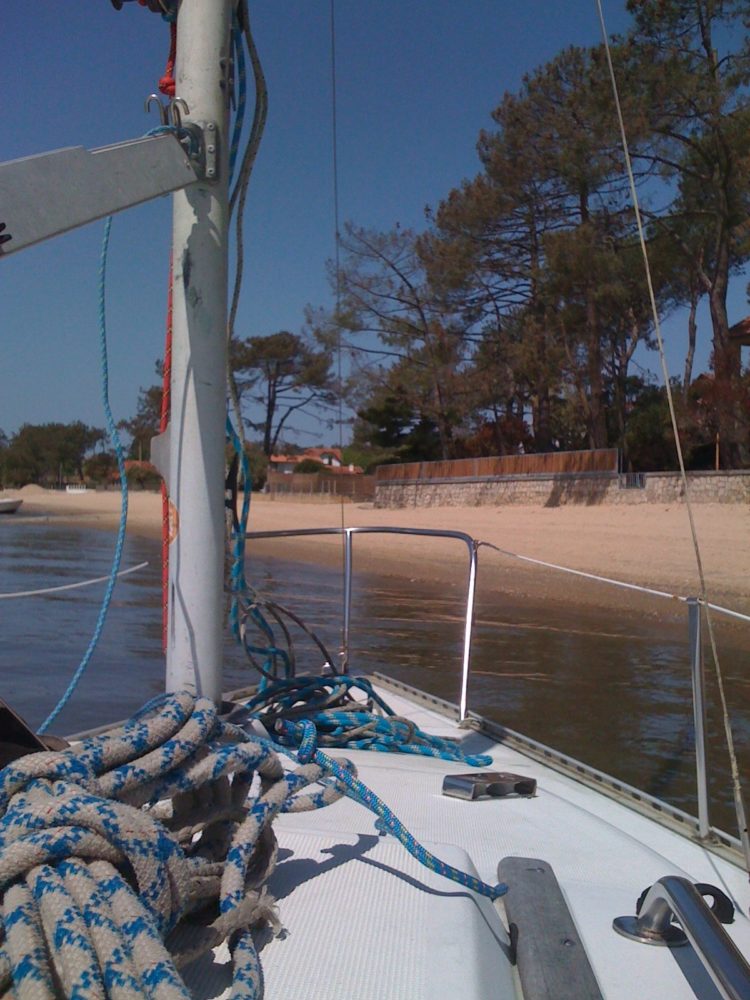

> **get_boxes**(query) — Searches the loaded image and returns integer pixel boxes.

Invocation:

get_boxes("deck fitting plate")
[442,771,537,801]
[612,915,688,947]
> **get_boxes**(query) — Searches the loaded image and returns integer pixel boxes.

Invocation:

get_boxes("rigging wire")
[478,540,750,623]
[330,0,350,671]
[0,562,148,601]
[594,0,749,870]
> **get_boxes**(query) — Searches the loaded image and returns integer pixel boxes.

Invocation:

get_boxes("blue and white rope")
[1,693,323,998]
[278,718,507,902]
[248,675,494,768]
[1,691,505,999]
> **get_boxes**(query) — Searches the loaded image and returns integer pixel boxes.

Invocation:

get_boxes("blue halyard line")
[39,216,129,734]
[229,18,247,186]
[225,415,293,684]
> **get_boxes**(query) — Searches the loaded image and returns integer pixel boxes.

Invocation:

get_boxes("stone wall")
[374,470,750,508]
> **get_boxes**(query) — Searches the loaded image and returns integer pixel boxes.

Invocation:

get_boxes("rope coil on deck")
[0,692,342,999]
[0,691,504,998]
[248,675,494,767]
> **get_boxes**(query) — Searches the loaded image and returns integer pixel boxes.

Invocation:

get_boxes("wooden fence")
[375,449,619,482]
[267,470,376,500]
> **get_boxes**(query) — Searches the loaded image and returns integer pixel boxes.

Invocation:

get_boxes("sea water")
[0,520,165,732]
[1,517,747,837]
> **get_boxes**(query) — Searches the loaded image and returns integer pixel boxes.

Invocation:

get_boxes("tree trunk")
[533,384,553,452]
[585,295,608,449]
[433,377,454,460]
[682,284,699,401]
[709,285,748,467]
[579,197,608,451]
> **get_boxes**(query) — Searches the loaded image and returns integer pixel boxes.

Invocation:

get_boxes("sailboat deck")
[187,679,750,999]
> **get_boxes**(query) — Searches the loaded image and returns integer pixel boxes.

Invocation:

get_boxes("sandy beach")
[7,484,749,629]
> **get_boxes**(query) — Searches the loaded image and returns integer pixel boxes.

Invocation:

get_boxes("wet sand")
[8,484,749,629]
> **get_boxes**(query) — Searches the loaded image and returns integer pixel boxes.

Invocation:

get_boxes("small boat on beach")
[0,3,749,998]
[0,497,22,514]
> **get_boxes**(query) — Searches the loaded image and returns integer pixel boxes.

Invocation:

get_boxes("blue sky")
[1,2,744,444]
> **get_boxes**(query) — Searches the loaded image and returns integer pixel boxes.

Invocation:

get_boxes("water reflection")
[0,520,747,837]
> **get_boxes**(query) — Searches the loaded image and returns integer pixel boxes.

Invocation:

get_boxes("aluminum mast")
[164,0,232,703]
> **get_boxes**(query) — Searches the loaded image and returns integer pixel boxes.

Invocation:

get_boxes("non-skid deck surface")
[193,687,750,999]
[183,830,514,999]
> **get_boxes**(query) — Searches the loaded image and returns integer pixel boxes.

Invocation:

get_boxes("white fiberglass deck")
[190,680,750,1000]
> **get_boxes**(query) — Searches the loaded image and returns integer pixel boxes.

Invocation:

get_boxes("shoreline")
[7,485,750,633]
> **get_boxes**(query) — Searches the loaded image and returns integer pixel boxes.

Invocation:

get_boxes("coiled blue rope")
[249,675,494,767]
[1,692,328,999]
[39,217,129,734]
[2,691,505,1000]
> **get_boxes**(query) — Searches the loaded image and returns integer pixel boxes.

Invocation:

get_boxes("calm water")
[1,518,748,837]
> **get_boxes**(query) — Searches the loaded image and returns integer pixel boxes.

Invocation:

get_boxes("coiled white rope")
[0,691,345,999]
[0,689,501,998]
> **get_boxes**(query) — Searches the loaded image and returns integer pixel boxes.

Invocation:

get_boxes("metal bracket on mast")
[148,93,220,184]
[178,121,219,182]
[0,132,202,257]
